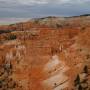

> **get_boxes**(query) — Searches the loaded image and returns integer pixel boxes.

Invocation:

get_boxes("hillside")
[0,15,90,90]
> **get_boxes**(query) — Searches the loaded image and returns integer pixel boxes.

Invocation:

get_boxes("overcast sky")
[0,0,90,18]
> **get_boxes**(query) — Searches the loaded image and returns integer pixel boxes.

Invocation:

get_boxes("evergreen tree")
[74,74,80,86]
[83,65,88,74]
[78,85,83,90]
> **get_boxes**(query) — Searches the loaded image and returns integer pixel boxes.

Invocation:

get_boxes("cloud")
[0,0,90,6]
[18,0,48,5]
[0,0,90,18]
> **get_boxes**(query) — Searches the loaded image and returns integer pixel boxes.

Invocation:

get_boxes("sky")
[0,0,90,19]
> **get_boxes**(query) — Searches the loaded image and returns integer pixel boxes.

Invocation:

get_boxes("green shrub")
[7,34,17,40]
[0,30,12,34]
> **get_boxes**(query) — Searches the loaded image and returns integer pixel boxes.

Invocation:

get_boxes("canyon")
[0,15,90,90]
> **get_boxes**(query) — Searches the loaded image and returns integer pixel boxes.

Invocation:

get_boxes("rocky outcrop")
[0,40,26,90]
[42,55,70,90]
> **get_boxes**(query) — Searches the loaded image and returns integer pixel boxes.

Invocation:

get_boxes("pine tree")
[78,84,83,90]
[83,65,88,74]
[74,74,80,86]
[74,65,89,90]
